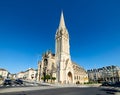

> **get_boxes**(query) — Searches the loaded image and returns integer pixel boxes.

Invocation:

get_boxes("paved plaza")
[0,82,120,95]
[0,86,120,95]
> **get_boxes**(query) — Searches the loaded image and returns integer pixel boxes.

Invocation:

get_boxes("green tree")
[45,74,50,82]
[41,75,51,82]
[0,75,3,81]
[52,77,56,81]
[41,77,44,80]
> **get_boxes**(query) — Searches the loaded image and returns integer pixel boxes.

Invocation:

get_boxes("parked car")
[14,79,23,84]
[101,82,114,86]
[113,82,120,87]
[3,79,12,85]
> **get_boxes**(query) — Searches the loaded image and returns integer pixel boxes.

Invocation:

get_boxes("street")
[0,86,120,95]
[0,81,49,88]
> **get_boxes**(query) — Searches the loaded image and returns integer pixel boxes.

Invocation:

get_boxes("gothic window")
[44,59,48,66]
[79,76,80,80]
[74,76,76,80]
[40,65,41,68]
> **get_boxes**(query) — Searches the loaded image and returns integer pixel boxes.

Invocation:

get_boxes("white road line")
[6,85,10,87]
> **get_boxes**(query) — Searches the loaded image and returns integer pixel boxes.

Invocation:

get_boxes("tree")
[43,72,46,82]
[52,77,56,82]
[41,74,50,82]
[41,77,44,80]
[0,75,2,78]
[45,74,50,82]
[0,75,3,81]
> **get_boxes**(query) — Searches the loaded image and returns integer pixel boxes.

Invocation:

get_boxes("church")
[37,12,88,84]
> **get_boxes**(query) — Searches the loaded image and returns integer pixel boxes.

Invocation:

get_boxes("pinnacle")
[59,11,66,29]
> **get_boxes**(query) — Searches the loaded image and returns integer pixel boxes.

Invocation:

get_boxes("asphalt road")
[0,87,120,95]
[0,81,49,88]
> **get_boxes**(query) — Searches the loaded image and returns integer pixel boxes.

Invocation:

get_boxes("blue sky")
[0,0,120,73]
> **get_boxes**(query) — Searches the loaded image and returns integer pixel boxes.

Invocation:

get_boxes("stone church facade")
[37,12,88,84]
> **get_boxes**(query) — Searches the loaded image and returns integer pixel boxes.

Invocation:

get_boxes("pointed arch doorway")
[67,72,73,84]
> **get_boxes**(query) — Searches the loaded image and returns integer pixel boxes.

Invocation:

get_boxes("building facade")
[37,12,88,84]
[17,71,25,79]
[17,68,37,81]
[0,68,9,79]
[87,65,120,83]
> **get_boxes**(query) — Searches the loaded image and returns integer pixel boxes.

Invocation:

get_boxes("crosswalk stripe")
[0,83,39,87]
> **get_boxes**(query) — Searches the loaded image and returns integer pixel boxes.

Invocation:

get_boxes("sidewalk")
[0,86,58,94]
[38,82,100,87]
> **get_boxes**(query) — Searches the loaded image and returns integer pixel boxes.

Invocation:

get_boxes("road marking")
[6,85,10,87]
[0,83,40,87]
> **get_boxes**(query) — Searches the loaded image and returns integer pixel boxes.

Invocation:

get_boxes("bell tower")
[55,11,71,83]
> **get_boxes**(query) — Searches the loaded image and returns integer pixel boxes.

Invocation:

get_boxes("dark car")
[113,82,120,87]
[101,82,114,86]
[14,79,23,84]
[3,79,12,85]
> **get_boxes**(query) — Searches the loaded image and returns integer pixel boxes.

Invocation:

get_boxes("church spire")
[59,11,66,29]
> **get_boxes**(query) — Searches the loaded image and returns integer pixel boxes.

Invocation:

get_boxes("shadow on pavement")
[100,88,120,95]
